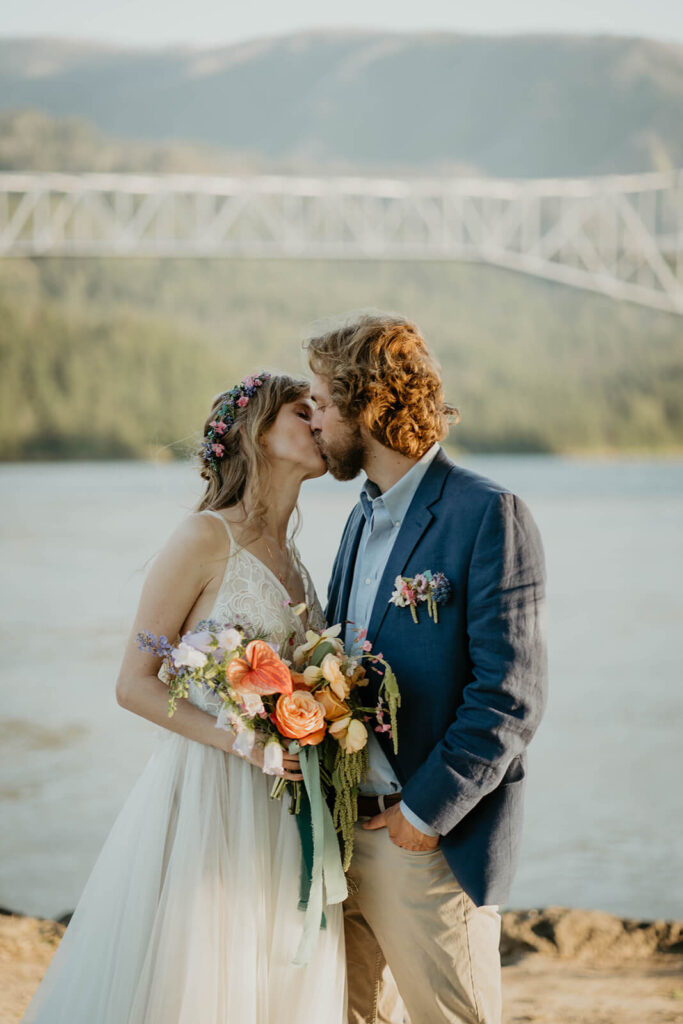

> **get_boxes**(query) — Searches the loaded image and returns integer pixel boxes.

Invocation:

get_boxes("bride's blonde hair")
[195,373,311,538]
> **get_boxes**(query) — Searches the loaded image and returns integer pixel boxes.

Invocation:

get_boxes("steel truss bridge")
[1,170,682,314]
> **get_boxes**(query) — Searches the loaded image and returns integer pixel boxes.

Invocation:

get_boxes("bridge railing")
[1,170,682,313]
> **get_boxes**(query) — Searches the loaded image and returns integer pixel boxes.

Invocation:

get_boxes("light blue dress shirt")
[345,443,440,836]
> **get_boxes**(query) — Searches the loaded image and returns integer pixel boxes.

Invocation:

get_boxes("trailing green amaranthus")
[332,744,370,870]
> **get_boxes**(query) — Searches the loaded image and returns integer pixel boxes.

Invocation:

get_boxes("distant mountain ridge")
[1,30,683,177]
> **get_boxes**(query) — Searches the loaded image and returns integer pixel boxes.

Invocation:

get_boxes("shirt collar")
[360,442,441,526]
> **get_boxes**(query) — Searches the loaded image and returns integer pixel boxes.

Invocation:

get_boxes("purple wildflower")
[136,631,175,658]
[431,572,452,605]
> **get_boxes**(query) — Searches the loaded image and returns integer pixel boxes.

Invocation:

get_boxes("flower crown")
[199,372,271,471]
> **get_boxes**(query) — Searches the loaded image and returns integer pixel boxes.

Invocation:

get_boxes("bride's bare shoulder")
[158,510,230,569]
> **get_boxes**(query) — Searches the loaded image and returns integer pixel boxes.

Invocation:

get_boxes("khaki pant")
[344,820,502,1024]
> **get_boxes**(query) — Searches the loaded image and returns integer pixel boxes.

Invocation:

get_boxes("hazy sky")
[2,0,683,48]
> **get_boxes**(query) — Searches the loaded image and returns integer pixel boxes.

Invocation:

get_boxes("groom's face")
[310,374,367,481]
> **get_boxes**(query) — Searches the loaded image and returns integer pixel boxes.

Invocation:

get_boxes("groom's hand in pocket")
[362,802,440,851]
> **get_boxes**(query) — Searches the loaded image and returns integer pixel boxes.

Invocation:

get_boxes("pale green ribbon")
[292,743,348,967]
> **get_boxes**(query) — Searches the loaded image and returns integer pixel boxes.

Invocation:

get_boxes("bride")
[22,372,348,1024]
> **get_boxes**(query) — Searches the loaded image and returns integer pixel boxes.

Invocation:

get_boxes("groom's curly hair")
[305,312,459,458]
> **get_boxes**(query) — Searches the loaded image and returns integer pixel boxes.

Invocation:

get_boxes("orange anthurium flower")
[227,640,293,696]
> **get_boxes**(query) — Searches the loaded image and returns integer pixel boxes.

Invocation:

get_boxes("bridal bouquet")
[286,623,400,869]
[136,617,400,964]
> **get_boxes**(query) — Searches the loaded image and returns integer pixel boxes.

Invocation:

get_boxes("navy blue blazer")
[326,448,548,907]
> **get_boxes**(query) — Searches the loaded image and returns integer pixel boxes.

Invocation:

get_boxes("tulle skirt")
[22,732,347,1024]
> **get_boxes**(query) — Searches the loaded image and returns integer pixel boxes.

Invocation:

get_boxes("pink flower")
[362,640,372,653]
[210,420,227,435]
[357,628,368,640]
[243,376,255,388]
[254,377,263,387]
[211,443,225,456]
[237,396,249,408]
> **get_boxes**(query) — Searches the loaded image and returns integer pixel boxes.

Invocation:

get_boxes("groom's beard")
[314,422,366,481]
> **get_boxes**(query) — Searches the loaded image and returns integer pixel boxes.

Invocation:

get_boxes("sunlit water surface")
[1,456,681,919]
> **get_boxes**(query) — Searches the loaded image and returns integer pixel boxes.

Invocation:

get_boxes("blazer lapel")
[365,449,453,647]
[334,505,365,627]
[365,508,433,647]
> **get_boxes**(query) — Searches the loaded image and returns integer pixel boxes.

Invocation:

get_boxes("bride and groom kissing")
[23,313,547,1024]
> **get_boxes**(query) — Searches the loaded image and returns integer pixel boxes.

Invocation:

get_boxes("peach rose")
[303,665,323,686]
[338,718,368,754]
[328,715,352,739]
[315,686,351,722]
[274,691,327,746]
[321,653,351,700]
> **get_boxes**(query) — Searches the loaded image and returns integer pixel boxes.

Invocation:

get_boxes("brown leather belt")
[357,792,402,818]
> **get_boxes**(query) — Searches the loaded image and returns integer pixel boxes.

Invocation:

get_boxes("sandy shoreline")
[1,906,682,1023]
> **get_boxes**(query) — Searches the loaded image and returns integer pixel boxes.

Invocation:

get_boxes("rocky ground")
[1,906,682,1023]
[501,907,683,1024]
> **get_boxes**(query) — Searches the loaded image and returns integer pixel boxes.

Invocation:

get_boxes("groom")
[306,313,547,1024]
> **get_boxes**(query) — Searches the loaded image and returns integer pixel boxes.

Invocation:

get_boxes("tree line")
[1,256,681,460]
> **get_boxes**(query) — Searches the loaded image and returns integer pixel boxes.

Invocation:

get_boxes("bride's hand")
[228,739,304,782]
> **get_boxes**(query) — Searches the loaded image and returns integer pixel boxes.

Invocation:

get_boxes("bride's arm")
[116,513,236,750]
[115,513,302,779]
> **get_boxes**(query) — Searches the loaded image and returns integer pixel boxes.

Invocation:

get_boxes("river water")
[0,456,681,920]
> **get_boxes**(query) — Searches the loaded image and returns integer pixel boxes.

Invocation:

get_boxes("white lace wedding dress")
[23,510,347,1024]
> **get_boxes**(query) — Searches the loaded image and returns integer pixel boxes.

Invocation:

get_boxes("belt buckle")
[376,793,401,812]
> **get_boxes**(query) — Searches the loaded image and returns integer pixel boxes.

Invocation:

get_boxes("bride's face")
[261,395,326,480]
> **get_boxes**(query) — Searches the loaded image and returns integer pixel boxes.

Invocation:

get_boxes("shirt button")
[394,521,401,527]
[365,578,372,585]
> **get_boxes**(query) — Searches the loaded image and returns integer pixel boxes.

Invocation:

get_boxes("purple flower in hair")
[200,370,271,471]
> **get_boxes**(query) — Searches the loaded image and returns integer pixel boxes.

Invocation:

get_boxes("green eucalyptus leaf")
[309,640,336,667]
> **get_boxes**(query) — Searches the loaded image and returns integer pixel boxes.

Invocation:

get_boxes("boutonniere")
[389,570,452,624]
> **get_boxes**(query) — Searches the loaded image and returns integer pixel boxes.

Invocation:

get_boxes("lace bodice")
[181,510,325,717]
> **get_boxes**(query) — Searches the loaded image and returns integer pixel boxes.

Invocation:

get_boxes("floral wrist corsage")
[389,570,452,624]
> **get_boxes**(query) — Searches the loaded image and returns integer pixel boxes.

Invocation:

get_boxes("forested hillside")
[1,257,680,460]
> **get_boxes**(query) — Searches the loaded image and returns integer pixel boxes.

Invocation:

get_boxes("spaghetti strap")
[202,509,236,554]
